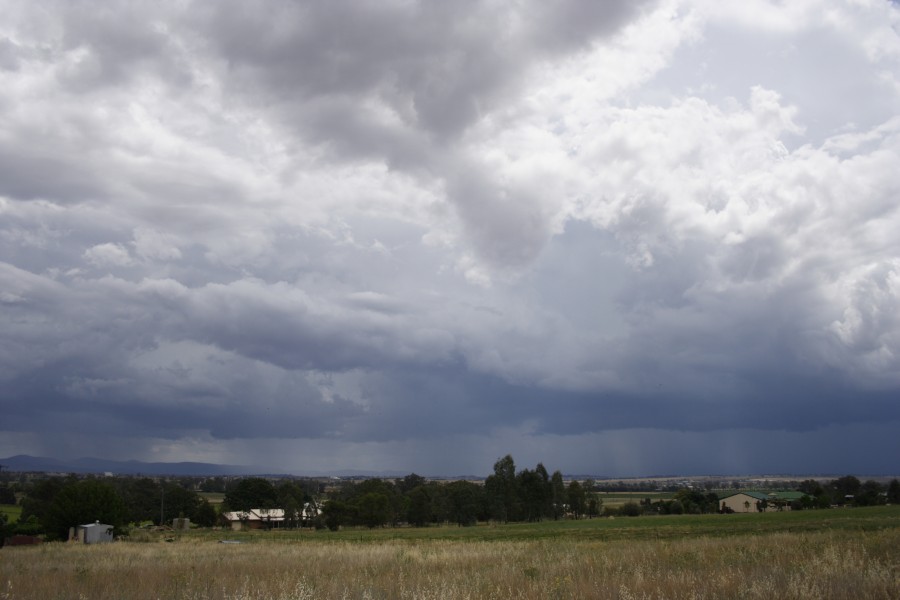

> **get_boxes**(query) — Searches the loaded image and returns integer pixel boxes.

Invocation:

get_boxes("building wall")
[720,493,765,513]
[76,524,113,544]
[720,493,796,513]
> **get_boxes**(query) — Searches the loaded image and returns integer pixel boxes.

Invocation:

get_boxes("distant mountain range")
[0,454,415,478]
[0,454,264,476]
[0,456,873,480]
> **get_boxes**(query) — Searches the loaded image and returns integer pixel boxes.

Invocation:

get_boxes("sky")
[2,0,900,477]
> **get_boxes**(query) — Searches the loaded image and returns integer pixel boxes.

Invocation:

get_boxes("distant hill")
[0,455,424,478]
[0,454,264,476]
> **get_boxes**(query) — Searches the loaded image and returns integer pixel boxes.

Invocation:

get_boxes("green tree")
[484,455,520,522]
[276,481,310,507]
[671,489,719,514]
[200,477,226,493]
[406,486,432,527]
[117,478,161,524]
[282,496,300,529]
[887,479,900,504]
[356,492,390,528]
[194,498,218,527]
[348,479,402,526]
[620,501,642,517]
[445,481,483,526]
[276,481,311,529]
[517,467,548,522]
[428,483,450,524]
[161,483,205,525]
[567,481,586,519]
[223,478,278,512]
[828,475,861,504]
[798,479,824,497]
[397,473,427,495]
[550,470,566,520]
[19,477,68,529]
[0,485,16,505]
[322,499,351,531]
[0,513,11,547]
[855,480,885,507]
[43,479,126,541]
[535,463,553,518]
[13,515,43,536]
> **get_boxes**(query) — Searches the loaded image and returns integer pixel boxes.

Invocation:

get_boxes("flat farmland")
[595,491,673,507]
[2,506,899,599]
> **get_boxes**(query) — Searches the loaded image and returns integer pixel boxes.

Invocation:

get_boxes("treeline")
[2,460,899,542]
[220,477,319,529]
[0,473,325,542]
[798,476,899,508]
[320,455,600,530]
[2,476,218,541]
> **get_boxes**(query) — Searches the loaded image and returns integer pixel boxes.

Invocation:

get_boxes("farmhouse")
[222,508,285,530]
[719,491,807,513]
[222,504,322,531]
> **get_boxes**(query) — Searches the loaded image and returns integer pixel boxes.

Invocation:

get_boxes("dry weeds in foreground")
[1,529,898,599]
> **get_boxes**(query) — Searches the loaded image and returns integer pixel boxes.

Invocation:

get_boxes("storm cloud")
[1,0,899,475]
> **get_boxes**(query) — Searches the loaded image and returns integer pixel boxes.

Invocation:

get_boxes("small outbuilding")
[71,521,114,544]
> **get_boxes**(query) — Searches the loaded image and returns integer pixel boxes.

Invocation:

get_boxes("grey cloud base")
[1,0,899,475]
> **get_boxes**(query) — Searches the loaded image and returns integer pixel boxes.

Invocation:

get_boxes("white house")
[222,504,322,531]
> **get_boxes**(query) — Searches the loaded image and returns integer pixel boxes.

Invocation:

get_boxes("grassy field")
[2,506,899,599]
[198,492,226,505]
[0,504,20,523]
[594,491,673,507]
[174,504,900,544]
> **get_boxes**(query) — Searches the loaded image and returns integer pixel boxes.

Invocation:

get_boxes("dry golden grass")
[2,529,898,599]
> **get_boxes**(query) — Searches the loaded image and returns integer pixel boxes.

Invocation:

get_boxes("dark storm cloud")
[2,0,899,474]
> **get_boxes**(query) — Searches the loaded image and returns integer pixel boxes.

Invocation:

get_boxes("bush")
[14,515,43,536]
[620,502,642,517]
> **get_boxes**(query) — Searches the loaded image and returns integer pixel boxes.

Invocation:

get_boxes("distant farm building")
[719,491,807,513]
[222,504,321,531]
[70,521,114,544]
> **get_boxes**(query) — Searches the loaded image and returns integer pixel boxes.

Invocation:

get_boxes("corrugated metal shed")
[74,521,113,544]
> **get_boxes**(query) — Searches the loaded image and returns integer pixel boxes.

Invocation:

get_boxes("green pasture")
[198,492,225,505]
[595,491,674,506]
[159,504,900,545]
[0,503,21,522]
